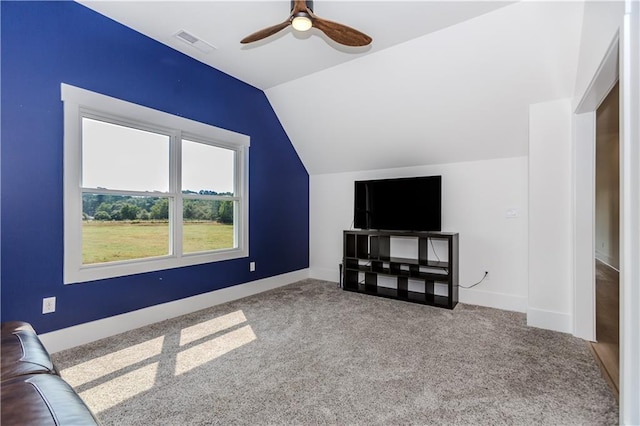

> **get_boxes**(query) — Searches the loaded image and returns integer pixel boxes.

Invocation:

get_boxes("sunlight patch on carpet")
[79,362,159,413]
[175,325,256,375]
[179,310,248,346]
[60,336,165,387]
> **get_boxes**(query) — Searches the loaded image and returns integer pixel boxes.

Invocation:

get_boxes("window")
[62,84,249,284]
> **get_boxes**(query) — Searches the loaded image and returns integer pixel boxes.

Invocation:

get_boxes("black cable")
[429,238,441,263]
[429,238,448,273]
[459,271,488,289]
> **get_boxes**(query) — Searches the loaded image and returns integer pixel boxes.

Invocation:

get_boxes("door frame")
[619,0,639,422]
[572,1,640,422]
[573,34,618,342]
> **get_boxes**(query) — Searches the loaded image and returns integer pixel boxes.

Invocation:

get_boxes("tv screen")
[354,176,441,231]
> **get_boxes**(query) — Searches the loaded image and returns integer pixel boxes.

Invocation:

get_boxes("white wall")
[528,98,573,333]
[573,111,597,341]
[573,1,626,109]
[310,157,528,313]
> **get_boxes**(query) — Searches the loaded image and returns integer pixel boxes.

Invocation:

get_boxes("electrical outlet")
[42,297,56,314]
[505,208,519,218]
[249,262,256,272]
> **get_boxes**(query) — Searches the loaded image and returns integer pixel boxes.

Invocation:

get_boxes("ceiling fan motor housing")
[291,0,313,13]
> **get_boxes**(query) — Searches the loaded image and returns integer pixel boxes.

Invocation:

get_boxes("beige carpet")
[53,279,618,425]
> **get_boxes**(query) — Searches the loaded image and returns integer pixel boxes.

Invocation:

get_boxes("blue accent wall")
[1,1,309,333]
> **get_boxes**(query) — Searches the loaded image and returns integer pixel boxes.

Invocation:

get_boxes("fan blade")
[241,20,291,44]
[311,15,372,47]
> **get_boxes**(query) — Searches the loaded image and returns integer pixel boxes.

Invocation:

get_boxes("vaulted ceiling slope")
[266,1,584,174]
[77,1,584,176]
[78,1,514,90]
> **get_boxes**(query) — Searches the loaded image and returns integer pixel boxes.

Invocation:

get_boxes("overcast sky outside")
[82,118,234,194]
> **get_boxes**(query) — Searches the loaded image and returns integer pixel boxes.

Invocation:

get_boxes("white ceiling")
[78,1,514,90]
[266,1,585,174]
[77,0,585,175]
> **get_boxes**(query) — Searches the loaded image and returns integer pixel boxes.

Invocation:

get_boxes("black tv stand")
[342,230,459,309]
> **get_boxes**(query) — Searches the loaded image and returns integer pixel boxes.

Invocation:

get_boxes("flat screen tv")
[354,176,441,231]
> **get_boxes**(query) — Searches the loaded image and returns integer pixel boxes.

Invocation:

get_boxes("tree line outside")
[82,191,234,224]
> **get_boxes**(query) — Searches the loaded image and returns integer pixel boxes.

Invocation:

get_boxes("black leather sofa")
[1,321,101,425]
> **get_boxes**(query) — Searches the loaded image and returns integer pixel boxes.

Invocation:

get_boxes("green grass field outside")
[82,221,234,264]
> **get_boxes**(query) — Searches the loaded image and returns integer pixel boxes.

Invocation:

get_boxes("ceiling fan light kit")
[291,13,313,32]
[241,0,372,47]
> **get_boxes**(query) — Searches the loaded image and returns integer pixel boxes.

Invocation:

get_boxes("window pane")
[183,199,235,253]
[82,118,169,192]
[182,140,234,195]
[82,194,170,264]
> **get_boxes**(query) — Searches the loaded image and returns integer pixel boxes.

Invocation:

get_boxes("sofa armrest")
[1,321,58,381]
[1,374,101,425]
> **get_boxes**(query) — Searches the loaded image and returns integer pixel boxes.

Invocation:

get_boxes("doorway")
[591,82,620,398]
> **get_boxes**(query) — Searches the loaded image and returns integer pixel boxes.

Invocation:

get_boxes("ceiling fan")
[241,0,372,47]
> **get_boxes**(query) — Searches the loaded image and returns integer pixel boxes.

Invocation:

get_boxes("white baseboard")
[311,266,527,313]
[526,307,572,334]
[459,288,527,313]
[309,266,340,283]
[313,267,527,314]
[40,269,309,353]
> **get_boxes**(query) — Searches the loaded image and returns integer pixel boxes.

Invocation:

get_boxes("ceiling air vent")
[174,30,216,54]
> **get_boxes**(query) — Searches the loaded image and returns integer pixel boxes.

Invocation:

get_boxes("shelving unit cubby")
[343,230,459,309]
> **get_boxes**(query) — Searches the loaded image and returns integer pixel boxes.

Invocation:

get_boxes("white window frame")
[62,83,249,284]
